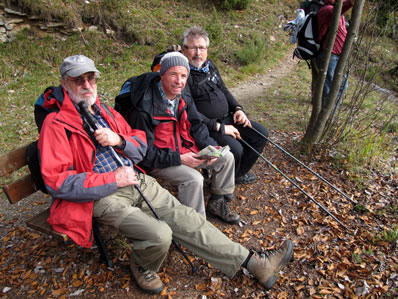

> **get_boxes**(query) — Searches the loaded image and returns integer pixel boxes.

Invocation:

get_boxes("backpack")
[300,0,323,14]
[150,45,182,72]
[26,129,71,194]
[284,1,325,67]
[293,12,321,63]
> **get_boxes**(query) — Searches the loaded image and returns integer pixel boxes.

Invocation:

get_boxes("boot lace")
[138,266,158,282]
[252,247,278,260]
[221,200,232,216]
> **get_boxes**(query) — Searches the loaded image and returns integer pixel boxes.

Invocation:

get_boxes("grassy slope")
[0,0,297,153]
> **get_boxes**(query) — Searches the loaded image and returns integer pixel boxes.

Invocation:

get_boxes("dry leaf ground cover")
[1,130,397,299]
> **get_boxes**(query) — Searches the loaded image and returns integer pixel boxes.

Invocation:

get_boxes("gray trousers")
[93,173,248,277]
[150,151,235,216]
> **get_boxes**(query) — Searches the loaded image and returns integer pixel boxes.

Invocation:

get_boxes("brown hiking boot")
[247,240,294,290]
[207,195,240,224]
[130,260,164,294]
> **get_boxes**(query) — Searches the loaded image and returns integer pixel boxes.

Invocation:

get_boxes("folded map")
[196,145,230,159]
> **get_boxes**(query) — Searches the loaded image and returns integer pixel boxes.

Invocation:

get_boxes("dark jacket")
[119,72,217,172]
[187,60,242,132]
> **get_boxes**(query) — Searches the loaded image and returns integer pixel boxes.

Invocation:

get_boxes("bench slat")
[3,174,37,204]
[0,144,29,176]
[26,208,69,242]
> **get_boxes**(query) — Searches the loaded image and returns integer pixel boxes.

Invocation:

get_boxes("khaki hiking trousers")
[93,172,248,277]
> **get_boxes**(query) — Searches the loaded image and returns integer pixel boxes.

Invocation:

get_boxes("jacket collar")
[55,89,100,132]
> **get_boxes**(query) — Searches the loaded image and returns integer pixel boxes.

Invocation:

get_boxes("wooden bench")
[0,142,114,267]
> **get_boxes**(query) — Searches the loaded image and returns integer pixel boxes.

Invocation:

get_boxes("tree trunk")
[301,0,365,151]
[301,0,344,150]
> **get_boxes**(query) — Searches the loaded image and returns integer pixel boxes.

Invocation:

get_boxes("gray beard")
[67,87,97,107]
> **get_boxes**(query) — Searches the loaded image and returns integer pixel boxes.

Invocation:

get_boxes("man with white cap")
[38,54,294,295]
[118,51,240,225]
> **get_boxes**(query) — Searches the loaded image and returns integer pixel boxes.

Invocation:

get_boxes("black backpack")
[292,1,326,67]
[293,12,321,62]
[26,129,71,194]
[300,0,323,14]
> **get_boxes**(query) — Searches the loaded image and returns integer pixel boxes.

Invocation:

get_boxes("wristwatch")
[114,137,126,150]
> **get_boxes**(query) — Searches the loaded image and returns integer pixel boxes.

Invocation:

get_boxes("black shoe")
[207,195,240,224]
[236,173,256,184]
[224,194,234,202]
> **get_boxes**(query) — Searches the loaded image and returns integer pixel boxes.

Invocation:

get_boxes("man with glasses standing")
[36,54,294,294]
[181,26,269,185]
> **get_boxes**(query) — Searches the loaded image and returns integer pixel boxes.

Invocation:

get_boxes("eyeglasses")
[184,45,207,52]
[68,74,97,86]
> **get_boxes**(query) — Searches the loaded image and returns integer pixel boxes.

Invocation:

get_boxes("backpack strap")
[100,103,115,120]
[27,128,71,194]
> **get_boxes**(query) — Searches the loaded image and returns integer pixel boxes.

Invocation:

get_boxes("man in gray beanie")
[116,51,241,225]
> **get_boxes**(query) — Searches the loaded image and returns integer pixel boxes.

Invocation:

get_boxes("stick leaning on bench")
[0,144,114,267]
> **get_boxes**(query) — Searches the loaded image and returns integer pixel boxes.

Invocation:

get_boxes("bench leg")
[92,221,114,268]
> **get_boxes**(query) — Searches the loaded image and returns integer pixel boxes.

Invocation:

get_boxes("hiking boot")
[130,260,164,294]
[236,173,256,184]
[247,240,294,290]
[207,195,240,224]
[224,193,234,202]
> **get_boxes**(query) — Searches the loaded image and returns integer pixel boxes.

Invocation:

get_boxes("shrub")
[205,7,224,47]
[221,0,251,10]
[235,31,267,66]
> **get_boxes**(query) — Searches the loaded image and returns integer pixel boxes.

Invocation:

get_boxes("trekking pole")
[78,101,199,274]
[250,125,357,205]
[239,137,349,231]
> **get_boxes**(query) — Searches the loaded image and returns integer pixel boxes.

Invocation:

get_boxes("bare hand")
[225,124,241,139]
[233,110,251,128]
[94,128,123,147]
[114,167,139,187]
[181,152,204,168]
[203,157,217,166]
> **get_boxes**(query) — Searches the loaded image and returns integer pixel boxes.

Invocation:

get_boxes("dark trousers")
[209,115,268,178]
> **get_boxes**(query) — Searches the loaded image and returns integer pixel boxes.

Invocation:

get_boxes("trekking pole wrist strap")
[235,106,245,113]
[219,123,225,135]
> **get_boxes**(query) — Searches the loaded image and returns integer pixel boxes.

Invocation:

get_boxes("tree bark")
[301,0,343,149]
[301,0,365,151]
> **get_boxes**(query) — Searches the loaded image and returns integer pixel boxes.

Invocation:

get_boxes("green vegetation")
[221,0,252,10]
[352,252,362,264]
[375,226,398,246]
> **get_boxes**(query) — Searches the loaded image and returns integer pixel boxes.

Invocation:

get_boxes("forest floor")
[1,53,397,299]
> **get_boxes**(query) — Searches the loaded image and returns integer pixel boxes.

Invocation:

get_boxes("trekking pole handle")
[78,101,125,166]
[78,101,99,131]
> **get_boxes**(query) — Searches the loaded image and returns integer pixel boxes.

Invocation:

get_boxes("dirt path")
[229,51,298,106]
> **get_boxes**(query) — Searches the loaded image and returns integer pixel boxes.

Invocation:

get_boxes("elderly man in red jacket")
[38,55,294,295]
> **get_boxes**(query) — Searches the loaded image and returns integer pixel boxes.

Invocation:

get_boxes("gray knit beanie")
[159,52,190,76]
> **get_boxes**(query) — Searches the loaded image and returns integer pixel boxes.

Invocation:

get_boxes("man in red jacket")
[123,52,240,225]
[316,0,355,108]
[38,55,294,295]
